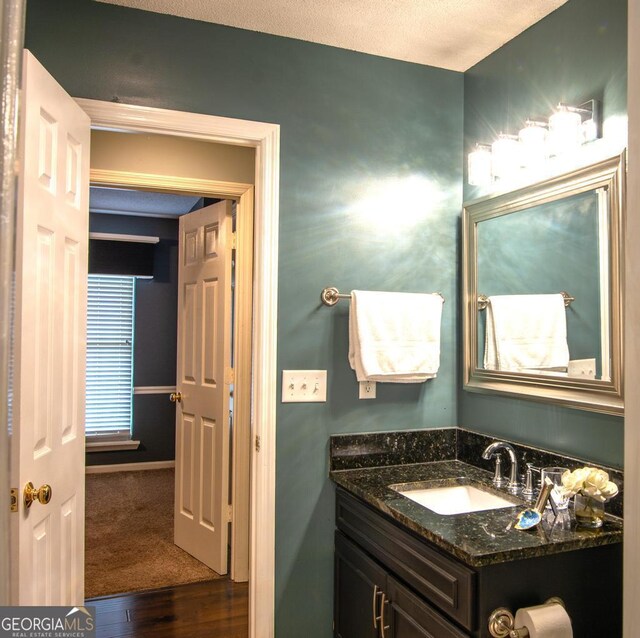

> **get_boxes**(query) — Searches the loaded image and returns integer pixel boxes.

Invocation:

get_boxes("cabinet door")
[385,577,470,638]
[335,531,386,638]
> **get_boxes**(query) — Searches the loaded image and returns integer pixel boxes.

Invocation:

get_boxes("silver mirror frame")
[462,151,625,415]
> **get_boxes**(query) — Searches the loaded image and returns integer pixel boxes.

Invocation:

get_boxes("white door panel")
[174,201,232,574]
[11,50,89,605]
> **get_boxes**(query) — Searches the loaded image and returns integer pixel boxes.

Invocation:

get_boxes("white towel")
[484,294,570,372]
[348,290,444,383]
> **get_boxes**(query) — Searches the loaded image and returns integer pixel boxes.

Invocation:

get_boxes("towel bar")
[487,597,565,637]
[478,291,575,311]
[321,286,445,307]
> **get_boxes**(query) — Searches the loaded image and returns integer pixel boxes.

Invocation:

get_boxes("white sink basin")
[394,484,517,515]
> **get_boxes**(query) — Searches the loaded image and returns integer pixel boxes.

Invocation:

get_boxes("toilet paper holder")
[488,597,565,637]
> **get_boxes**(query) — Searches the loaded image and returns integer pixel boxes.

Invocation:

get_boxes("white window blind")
[86,274,135,440]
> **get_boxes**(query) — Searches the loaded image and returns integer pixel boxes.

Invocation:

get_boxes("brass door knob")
[23,482,52,508]
[170,392,183,403]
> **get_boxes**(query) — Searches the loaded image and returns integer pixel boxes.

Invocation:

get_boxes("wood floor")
[88,578,248,638]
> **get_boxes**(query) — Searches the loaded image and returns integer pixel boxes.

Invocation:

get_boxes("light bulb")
[519,121,547,173]
[467,144,492,186]
[548,105,582,157]
[491,135,521,181]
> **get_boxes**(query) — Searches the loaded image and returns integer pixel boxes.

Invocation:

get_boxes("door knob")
[170,392,183,403]
[23,482,52,508]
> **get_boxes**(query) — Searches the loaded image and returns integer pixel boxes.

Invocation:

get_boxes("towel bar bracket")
[321,287,348,306]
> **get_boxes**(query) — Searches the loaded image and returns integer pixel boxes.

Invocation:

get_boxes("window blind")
[86,274,135,439]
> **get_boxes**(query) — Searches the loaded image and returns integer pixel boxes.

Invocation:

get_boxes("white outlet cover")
[359,380,376,399]
[282,370,327,402]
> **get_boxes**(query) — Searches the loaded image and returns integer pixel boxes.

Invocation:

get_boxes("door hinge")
[255,435,261,452]
[225,367,235,385]
[10,488,18,513]
[227,504,233,523]
[231,231,237,250]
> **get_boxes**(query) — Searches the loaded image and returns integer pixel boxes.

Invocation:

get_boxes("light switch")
[282,370,327,402]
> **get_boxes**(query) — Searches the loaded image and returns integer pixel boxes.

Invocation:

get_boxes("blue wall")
[25,2,463,634]
[87,213,178,466]
[462,0,627,468]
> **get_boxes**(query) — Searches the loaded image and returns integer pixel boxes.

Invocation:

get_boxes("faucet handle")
[522,463,541,500]
[491,455,507,488]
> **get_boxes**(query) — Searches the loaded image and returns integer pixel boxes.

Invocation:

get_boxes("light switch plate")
[282,370,327,402]
[359,380,376,399]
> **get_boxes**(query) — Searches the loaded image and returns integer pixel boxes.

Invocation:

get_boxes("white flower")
[583,484,606,502]
[561,467,589,497]
[585,468,609,492]
[561,466,618,502]
[601,481,619,499]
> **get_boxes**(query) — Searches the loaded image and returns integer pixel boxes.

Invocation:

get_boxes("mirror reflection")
[476,187,609,380]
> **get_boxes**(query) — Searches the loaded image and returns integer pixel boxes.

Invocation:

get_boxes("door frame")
[77,98,279,638]
[90,170,254,582]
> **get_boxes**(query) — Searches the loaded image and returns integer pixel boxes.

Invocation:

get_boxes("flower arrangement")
[561,466,618,502]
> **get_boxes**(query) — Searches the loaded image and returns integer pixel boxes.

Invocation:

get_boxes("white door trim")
[625,0,640,635]
[77,99,279,638]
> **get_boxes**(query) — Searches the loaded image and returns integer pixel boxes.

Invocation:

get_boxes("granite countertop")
[330,459,623,568]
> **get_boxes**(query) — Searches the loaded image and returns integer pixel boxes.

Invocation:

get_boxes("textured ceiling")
[95,0,568,71]
[90,187,202,217]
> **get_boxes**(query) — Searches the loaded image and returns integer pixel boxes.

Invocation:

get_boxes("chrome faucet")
[482,441,522,495]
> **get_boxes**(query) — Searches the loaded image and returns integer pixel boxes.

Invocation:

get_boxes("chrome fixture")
[488,597,566,638]
[477,290,575,311]
[320,286,445,307]
[468,98,602,186]
[522,463,541,501]
[482,442,522,495]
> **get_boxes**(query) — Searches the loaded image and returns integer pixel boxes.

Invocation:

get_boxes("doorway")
[77,100,278,637]
[11,52,279,636]
[83,183,243,598]
[8,63,278,637]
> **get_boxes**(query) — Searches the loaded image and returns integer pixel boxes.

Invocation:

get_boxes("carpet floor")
[85,468,221,598]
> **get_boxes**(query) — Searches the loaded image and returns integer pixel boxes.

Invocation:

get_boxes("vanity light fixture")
[468,99,602,186]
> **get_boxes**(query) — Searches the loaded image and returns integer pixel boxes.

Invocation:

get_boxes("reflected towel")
[484,294,570,372]
[348,290,444,383]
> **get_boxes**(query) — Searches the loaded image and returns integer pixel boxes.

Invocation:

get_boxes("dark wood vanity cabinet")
[335,531,468,638]
[334,488,622,638]
[335,531,385,638]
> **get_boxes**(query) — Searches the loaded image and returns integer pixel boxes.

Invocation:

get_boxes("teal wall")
[25,2,463,634]
[462,0,627,468]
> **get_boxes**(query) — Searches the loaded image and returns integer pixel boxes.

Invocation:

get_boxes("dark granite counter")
[330,459,623,568]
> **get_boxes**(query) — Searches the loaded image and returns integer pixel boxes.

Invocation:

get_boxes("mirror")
[462,152,625,415]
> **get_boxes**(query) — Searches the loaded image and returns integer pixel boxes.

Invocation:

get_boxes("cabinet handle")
[372,585,383,629]
[380,592,390,638]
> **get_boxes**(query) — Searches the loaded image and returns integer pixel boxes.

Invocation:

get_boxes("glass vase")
[574,493,605,528]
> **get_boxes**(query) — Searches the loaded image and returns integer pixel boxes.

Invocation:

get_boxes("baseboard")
[86,460,175,474]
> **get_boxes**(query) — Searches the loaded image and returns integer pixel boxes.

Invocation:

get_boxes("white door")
[174,201,233,575]
[11,51,90,604]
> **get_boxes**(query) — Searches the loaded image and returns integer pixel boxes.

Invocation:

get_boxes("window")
[86,274,135,441]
